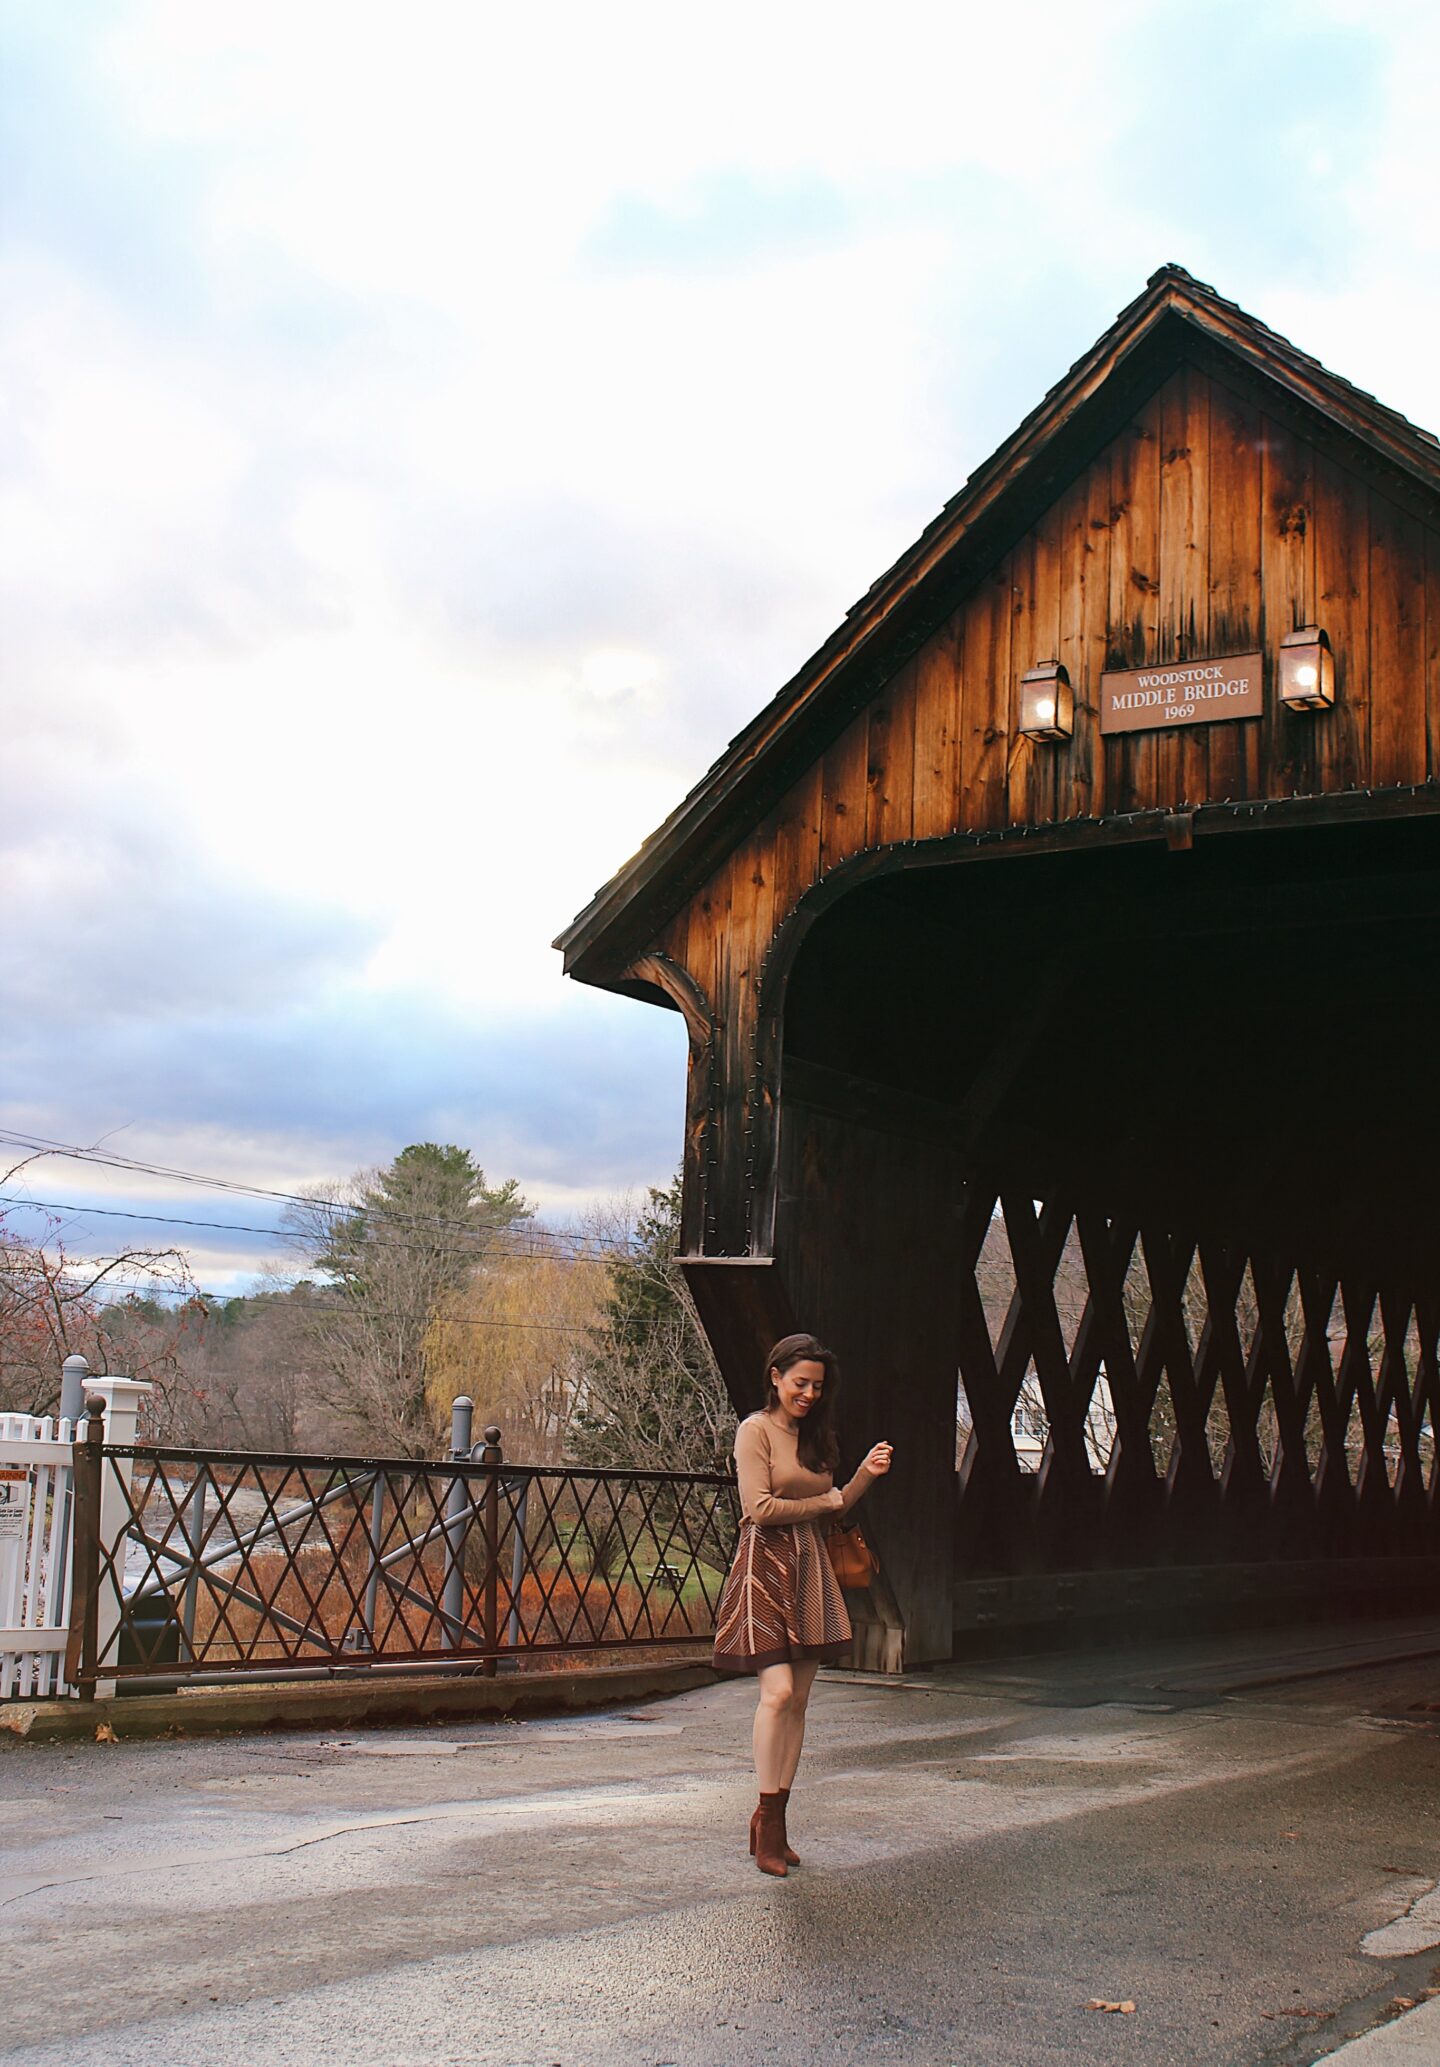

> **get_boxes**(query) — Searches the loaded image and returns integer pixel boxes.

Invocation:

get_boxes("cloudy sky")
[2,0,1437,1289]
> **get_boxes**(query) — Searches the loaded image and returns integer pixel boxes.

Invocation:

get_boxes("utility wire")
[0,1129,644,1255]
[0,1262,683,1337]
[0,1192,630,1270]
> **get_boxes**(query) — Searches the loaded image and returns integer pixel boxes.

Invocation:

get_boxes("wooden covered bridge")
[557,266,1440,1667]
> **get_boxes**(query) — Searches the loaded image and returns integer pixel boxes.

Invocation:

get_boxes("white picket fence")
[0,1412,77,1700]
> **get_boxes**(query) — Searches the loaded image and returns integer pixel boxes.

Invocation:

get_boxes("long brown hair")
[761,1332,840,1474]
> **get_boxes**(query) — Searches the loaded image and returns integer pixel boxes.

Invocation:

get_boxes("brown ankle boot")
[750,1792,788,1876]
[748,1796,800,1867]
[776,1788,800,1866]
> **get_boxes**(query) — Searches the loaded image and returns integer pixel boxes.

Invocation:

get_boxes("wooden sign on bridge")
[1099,652,1263,733]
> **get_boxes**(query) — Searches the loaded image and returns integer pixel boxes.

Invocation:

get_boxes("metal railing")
[63,1408,739,1695]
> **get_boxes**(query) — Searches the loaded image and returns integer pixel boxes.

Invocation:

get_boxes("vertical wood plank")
[1313,452,1370,792]
[726,833,774,1254]
[1010,511,1063,826]
[959,563,1011,830]
[819,712,870,873]
[1067,454,1113,819]
[710,849,753,1254]
[750,769,821,1258]
[653,908,717,1257]
[1105,390,1162,812]
[1003,533,1034,825]
[1160,366,1211,808]
[1427,528,1440,784]
[657,909,692,988]
[767,758,823,941]
[1056,468,1093,822]
[911,614,964,841]
[676,856,735,1255]
[1259,418,1315,797]
[1368,488,1428,790]
[684,865,730,1040]
[1204,377,1263,802]
[865,655,917,849]
[730,831,774,1016]
[775,1097,964,1660]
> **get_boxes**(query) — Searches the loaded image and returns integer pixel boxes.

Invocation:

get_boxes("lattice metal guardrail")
[64,1416,738,1694]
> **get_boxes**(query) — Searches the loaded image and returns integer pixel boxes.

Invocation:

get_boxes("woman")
[712,1331,892,1877]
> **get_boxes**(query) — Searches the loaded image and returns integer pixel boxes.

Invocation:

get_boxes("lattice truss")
[954,1186,1440,1569]
[95,1449,739,1678]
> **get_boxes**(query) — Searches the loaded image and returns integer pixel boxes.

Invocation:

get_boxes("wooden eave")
[556,264,1440,990]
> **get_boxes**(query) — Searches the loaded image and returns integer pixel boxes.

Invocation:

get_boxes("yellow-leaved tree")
[423,1236,606,1462]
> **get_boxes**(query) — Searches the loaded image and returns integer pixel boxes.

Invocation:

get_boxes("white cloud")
[2,0,1436,1221]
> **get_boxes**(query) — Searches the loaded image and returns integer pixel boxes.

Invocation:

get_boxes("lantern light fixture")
[1278,625,1335,713]
[1018,661,1074,742]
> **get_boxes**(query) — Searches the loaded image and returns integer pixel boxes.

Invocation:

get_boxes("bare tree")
[174,1280,330,1452]
[0,1170,196,1424]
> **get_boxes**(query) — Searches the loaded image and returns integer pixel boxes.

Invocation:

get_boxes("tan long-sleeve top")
[734,1411,874,1527]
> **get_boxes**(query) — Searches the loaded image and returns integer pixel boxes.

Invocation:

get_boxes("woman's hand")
[862,1441,894,1477]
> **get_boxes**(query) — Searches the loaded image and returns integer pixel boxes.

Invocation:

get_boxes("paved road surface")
[5,1621,1440,2066]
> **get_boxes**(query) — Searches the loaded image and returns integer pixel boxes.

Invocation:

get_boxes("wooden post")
[63,1403,104,1702]
[773,1087,966,1667]
[481,1426,502,1678]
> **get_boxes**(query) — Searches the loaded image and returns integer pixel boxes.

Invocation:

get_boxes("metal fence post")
[59,1353,90,1425]
[442,1397,474,1647]
[481,1425,502,1677]
[63,1403,104,1701]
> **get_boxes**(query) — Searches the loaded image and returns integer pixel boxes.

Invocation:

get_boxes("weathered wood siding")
[646,361,1440,1258]
[659,363,1440,1009]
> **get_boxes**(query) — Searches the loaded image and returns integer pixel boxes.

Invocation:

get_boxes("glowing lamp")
[1018,661,1074,742]
[1278,626,1335,713]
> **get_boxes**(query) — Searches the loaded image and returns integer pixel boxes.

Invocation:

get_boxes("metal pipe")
[58,1354,90,1426]
[507,1477,529,1651]
[180,1470,208,1656]
[441,1398,475,1645]
[362,1469,387,1649]
[127,1468,381,1595]
[481,1426,502,1677]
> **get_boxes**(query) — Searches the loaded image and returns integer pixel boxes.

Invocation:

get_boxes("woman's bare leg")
[753,1663,796,1792]
[780,1657,821,1789]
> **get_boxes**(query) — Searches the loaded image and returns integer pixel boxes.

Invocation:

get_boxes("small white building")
[958,1368,1117,1474]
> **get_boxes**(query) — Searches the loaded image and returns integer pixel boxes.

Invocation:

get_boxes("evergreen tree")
[287,1142,530,1455]
[571,1173,731,1474]
[315,1143,527,1300]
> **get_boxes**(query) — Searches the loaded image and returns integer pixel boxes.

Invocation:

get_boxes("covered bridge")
[556,266,1440,1667]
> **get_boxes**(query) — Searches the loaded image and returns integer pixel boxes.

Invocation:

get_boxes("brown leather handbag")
[827,1519,878,1589]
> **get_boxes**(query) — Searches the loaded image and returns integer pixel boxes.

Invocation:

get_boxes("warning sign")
[0,1468,31,1620]
[0,1469,29,1542]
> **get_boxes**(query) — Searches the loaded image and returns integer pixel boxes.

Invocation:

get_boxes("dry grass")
[184,1539,714,1669]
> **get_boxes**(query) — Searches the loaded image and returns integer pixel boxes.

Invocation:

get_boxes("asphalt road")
[5,1622,1440,2067]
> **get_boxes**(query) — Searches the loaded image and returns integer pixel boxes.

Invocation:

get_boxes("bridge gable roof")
[557,265,1440,984]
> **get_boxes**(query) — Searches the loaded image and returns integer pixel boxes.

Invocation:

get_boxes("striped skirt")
[713,1517,852,1673]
